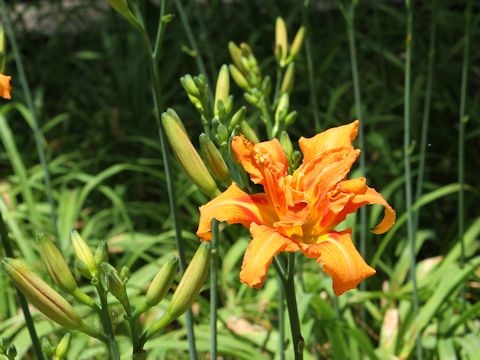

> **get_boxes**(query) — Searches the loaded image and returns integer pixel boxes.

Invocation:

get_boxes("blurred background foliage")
[0,0,479,359]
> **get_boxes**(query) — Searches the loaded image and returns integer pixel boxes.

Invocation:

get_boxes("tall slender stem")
[139,4,198,356]
[210,219,219,359]
[278,274,285,360]
[96,284,120,360]
[0,0,59,244]
[0,212,44,360]
[403,1,422,359]
[344,3,367,319]
[284,253,303,360]
[303,0,320,132]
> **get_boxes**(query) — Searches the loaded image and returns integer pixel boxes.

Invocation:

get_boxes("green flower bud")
[229,106,246,131]
[167,242,211,319]
[145,256,179,308]
[120,266,130,282]
[289,26,306,62]
[229,65,249,90]
[95,241,109,266]
[285,110,298,126]
[280,63,295,94]
[214,65,230,117]
[275,17,288,66]
[3,258,83,330]
[107,0,142,30]
[275,93,290,125]
[0,27,5,74]
[100,263,129,311]
[280,131,293,161]
[240,121,259,143]
[162,109,219,197]
[37,234,77,293]
[70,231,97,279]
[5,345,16,360]
[199,134,231,184]
[180,75,200,98]
[54,333,71,360]
[228,42,248,74]
[41,338,54,358]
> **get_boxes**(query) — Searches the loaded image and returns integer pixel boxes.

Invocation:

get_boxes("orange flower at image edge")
[197,121,395,296]
[0,73,12,99]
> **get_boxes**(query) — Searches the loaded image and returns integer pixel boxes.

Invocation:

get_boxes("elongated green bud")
[0,27,5,74]
[100,263,130,311]
[229,106,246,131]
[54,333,71,360]
[180,75,200,97]
[229,65,249,90]
[240,121,259,143]
[289,26,305,61]
[275,17,288,65]
[145,256,179,308]
[95,241,109,266]
[41,338,54,358]
[167,242,211,319]
[3,258,83,330]
[228,42,248,74]
[70,231,97,279]
[285,110,298,126]
[37,234,77,293]
[214,65,230,117]
[275,93,290,125]
[107,0,142,30]
[280,131,293,161]
[199,134,231,184]
[162,109,219,197]
[280,63,295,94]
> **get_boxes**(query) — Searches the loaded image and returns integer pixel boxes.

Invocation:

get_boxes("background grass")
[0,0,479,359]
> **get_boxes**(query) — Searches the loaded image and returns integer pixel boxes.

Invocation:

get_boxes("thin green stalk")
[0,212,44,360]
[138,4,198,357]
[284,253,303,360]
[278,274,285,360]
[303,0,320,131]
[96,283,120,360]
[344,3,367,318]
[210,219,219,359]
[403,1,422,359]
[458,0,473,271]
[0,0,59,243]
[175,0,210,88]
[414,0,437,231]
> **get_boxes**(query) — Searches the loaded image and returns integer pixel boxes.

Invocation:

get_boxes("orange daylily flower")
[197,120,395,295]
[0,73,12,99]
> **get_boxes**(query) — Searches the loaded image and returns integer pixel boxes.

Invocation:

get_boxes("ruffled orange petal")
[0,74,12,100]
[299,120,358,163]
[231,135,288,185]
[240,223,299,288]
[303,230,375,296]
[329,185,395,234]
[196,182,277,240]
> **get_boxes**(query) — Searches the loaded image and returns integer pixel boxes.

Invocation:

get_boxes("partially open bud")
[70,231,97,279]
[167,242,211,319]
[162,109,219,197]
[54,333,71,360]
[214,65,230,117]
[199,134,231,184]
[38,234,77,293]
[289,26,305,61]
[275,17,288,66]
[145,256,179,308]
[229,65,249,90]
[3,258,83,330]
[280,63,295,94]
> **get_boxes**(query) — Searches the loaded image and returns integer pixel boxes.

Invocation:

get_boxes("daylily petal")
[240,223,299,288]
[196,182,277,240]
[0,74,12,100]
[303,230,375,296]
[231,135,288,185]
[299,120,358,163]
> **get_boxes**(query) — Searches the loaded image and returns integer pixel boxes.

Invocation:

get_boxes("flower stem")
[277,274,285,360]
[210,219,219,359]
[285,253,303,360]
[95,283,120,360]
[0,212,44,360]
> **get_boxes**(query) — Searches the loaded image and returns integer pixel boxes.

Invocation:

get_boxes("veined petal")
[299,120,358,163]
[303,230,375,296]
[0,74,12,100]
[196,182,277,240]
[240,223,299,288]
